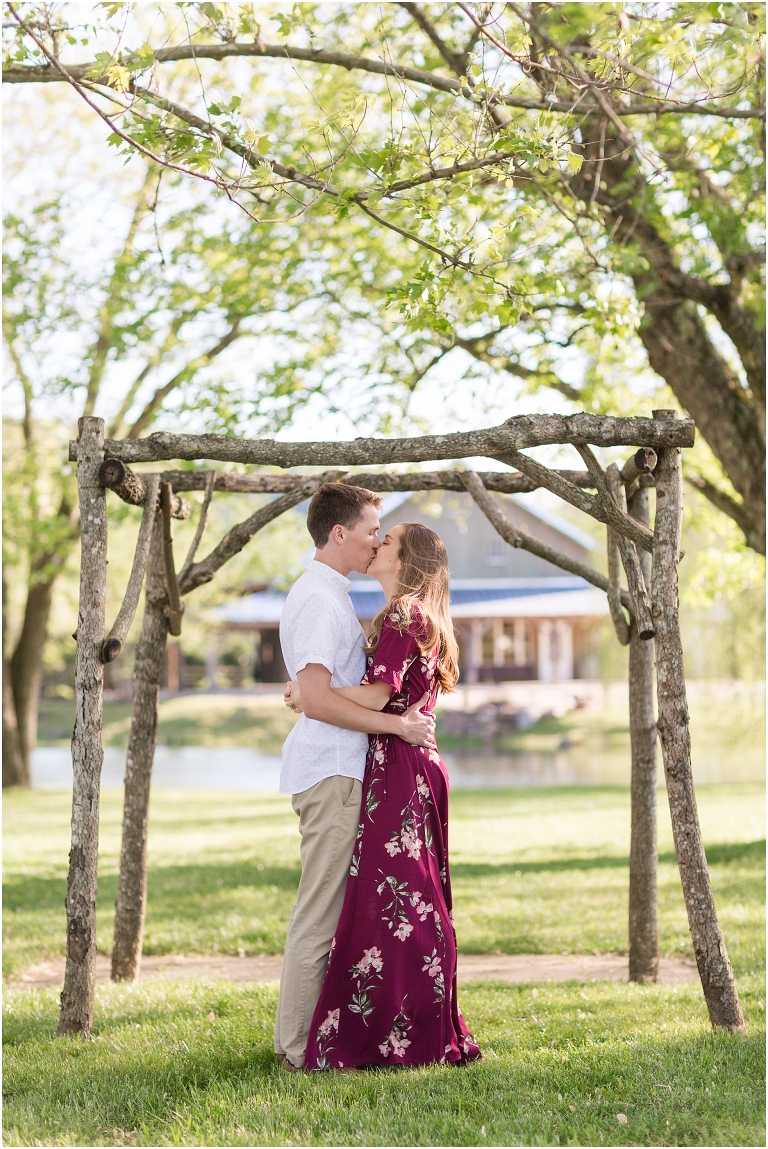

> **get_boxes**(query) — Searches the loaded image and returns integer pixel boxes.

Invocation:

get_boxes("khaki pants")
[274,774,362,1067]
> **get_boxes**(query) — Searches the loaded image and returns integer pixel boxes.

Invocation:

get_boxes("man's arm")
[285,679,391,713]
[297,665,434,746]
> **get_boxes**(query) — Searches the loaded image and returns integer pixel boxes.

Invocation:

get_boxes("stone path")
[11,952,698,990]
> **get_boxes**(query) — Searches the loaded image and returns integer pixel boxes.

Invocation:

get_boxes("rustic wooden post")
[160,481,184,636]
[651,410,745,1031]
[57,417,107,1038]
[627,480,659,982]
[111,513,168,982]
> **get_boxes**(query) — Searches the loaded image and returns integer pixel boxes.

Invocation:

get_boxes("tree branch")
[178,470,216,582]
[605,464,655,640]
[101,475,160,663]
[98,458,190,519]
[101,463,600,499]
[572,443,656,551]
[5,45,763,118]
[160,481,184,635]
[655,267,765,401]
[606,524,630,645]
[126,319,243,439]
[459,469,633,612]
[70,413,696,466]
[178,473,345,595]
[454,334,582,401]
[398,2,472,74]
[685,472,764,553]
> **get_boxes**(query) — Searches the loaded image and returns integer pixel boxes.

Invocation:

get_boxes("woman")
[287,522,481,1070]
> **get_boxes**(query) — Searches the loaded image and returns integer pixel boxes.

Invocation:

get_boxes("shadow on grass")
[3,864,301,919]
[451,839,765,879]
[5,843,762,912]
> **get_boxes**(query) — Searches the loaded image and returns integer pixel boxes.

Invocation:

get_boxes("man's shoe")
[279,1055,301,1073]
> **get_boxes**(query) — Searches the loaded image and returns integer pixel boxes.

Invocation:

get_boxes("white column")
[554,620,574,681]
[513,619,527,666]
[466,620,481,684]
[493,619,505,667]
[206,632,220,691]
[537,620,553,682]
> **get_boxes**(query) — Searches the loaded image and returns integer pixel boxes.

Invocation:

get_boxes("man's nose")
[372,536,381,550]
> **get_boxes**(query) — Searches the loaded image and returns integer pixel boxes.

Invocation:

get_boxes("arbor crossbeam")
[60,411,744,1041]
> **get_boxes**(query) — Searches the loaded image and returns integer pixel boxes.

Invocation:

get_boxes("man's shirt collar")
[304,557,351,592]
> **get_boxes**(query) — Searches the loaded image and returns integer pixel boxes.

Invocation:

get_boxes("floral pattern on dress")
[304,604,482,1070]
[378,1002,413,1059]
[314,1008,340,1070]
[348,946,384,1024]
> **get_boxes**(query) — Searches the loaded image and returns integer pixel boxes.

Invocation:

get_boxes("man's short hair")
[307,483,382,547]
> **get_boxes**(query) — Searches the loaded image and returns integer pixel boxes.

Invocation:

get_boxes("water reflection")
[31,742,763,791]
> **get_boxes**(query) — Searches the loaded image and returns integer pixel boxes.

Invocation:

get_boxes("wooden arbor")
[59,412,745,1038]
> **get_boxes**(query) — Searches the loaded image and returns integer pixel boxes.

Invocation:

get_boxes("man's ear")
[329,523,345,546]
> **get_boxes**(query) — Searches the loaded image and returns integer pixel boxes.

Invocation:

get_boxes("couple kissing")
[274,482,481,1072]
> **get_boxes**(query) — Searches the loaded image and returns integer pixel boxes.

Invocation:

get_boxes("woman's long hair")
[365,522,460,693]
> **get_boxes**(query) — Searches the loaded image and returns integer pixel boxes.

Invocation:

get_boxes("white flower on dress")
[384,840,402,857]
[393,921,413,941]
[408,890,423,907]
[422,951,442,979]
[401,829,422,860]
[378,1004,413,1058]
[318,1008,340,1035]
[354,946,383,975]
[373,664,387,677]
[415,774,431,799]
[415,900,434,922]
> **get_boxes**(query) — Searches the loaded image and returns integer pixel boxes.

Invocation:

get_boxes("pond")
[30,741,764,790]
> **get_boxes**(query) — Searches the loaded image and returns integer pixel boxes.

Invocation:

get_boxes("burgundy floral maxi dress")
[304,605,482,1070]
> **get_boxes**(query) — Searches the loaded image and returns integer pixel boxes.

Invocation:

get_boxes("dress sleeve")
[290,594,344,677]
[366,610,420,693]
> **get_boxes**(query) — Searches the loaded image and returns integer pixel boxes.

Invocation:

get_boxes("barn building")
[209,489,608,686]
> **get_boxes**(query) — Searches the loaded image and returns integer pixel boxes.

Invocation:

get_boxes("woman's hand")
[283,680,303,713]
[397,692,436,748]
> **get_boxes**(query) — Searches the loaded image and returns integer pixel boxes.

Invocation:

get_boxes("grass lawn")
[3,977,765,1146]
[3,783,765,1144]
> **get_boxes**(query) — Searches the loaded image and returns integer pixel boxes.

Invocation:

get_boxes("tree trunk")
[2,574,26,787]
[627,484,658,982]
[9,575,56,784]
[111,516,167,981]
[57,417,107,1038]
[637,286,765,554]
[651,419,745,1032]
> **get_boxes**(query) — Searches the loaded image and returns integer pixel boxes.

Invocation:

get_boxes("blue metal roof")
[212,576,594,624]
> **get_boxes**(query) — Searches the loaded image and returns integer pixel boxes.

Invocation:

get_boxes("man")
[274,482,435,1070]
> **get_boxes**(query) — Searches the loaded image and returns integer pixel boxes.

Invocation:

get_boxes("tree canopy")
[3,1,765,551]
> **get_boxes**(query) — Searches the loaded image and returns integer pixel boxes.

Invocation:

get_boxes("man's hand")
[283,680,303,713]
[397,692,436,748]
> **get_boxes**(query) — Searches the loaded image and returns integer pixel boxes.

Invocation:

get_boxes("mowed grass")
[4,784,764,1145]
[3,785,764,978]
[3,977,765,1146]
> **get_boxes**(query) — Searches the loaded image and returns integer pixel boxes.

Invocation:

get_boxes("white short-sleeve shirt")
[278,559,368,795]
